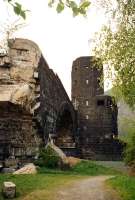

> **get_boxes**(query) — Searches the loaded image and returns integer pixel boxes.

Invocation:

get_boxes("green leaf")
[48,0,55,7]
[72,7,79,16]
[56,2,64,13]
[20,11,26,19]
[68,1,78,9]
[14,6,21,15]
[80,1,91,9]
[79,8,86,15]
[15,2,22,10]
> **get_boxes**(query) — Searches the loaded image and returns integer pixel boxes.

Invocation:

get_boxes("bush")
[124,132,135,165]
[34,146,60,168]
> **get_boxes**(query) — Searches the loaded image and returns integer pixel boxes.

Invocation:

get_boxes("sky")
[0,0,108,98]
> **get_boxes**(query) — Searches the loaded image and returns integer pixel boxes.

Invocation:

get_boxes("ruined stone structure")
[0,38,122,163]
[72,56,122,160]
[0,38,76,162]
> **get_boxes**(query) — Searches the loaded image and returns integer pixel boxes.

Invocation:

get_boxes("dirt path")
[55,176,120,200]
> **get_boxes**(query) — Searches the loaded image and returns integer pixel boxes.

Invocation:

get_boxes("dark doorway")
[55,109,75,150]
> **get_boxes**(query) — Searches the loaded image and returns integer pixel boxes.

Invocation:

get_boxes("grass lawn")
[0,160,119,200]
[108,175,135,200]
[0,160,134,200]
[0,173,83,200]
[39,160,120,176]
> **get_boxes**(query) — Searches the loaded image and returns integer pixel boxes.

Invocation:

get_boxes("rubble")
[13,163,37,174]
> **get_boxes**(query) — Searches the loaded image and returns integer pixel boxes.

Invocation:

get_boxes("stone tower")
[72,56,119,160]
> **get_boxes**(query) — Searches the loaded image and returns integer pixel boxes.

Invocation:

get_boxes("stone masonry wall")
[38,56,77,155]
[72,56,122,160]
[0,39,43,161]
[0,102,40,160]
[0,38,77,162]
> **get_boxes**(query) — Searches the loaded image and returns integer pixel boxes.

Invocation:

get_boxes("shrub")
[124,132,135,165]
[34,146,60,168]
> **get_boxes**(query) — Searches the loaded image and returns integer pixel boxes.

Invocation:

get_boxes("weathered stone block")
[13,163,37,174]
[2,181,16,198]
[33,71,38,79]
[2,168,16,173]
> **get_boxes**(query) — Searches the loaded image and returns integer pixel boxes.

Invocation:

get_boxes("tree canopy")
[94,0,135,108]
[5,0,91,19]
[49,0,91,16]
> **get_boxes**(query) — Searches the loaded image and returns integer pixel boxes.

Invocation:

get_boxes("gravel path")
[55,176,120,200]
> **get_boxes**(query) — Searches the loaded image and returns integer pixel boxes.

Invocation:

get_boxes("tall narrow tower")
[72,56,103,109]
[72,56,118,159]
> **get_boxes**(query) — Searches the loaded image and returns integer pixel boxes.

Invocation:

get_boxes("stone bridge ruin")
[0,38,123,164]
[0,38,76,162]
[72,57,123,160]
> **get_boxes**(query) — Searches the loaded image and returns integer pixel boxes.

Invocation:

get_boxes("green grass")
[0,160,122,200]
[71,160,121,175]
[38,160,120,176]
[108,175,135,200]
[0,173,83,200]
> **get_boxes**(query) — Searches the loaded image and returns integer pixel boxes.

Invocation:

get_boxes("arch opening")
[55,107,76,153]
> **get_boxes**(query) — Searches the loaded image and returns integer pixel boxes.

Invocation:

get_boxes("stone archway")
[55,102,76,156]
